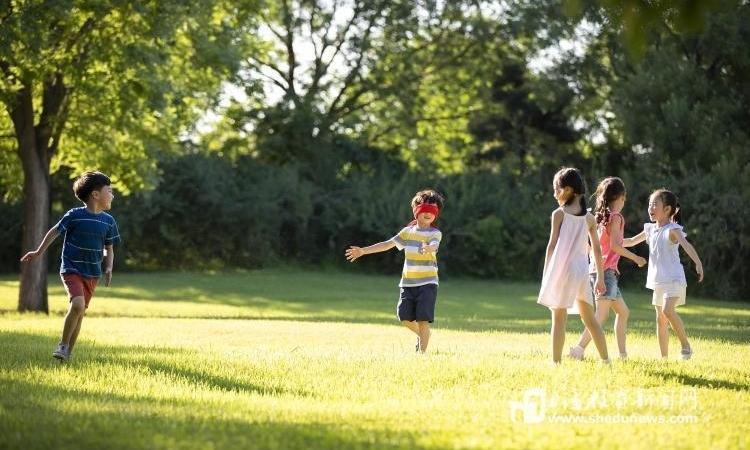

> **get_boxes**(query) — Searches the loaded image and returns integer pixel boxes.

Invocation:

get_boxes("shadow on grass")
[644,369,750,392]
[0,331,454,450]
[0,332,310,398]
[2,271,749,343]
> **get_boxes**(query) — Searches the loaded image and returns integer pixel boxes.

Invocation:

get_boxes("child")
[570,177,646,360]
[345,189,444,353]
[538,168,610,364]
[625,189,703,360]
[20,171,121,362]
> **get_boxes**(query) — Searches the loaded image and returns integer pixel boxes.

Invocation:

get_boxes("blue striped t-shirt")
[56,207,121,278]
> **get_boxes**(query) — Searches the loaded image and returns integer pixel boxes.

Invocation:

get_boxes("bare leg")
[662,298,690,350]
[67,312,85,354]
[578,300,609,361]
[655,306,670,358]
[576,301,611,350]
[610,298,630,356]
[417,321,431,353]
[402,320,419,335]
[551,308,568,363]
[60,297,86,346]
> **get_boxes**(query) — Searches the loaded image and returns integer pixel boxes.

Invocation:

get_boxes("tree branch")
[326,5,380,119]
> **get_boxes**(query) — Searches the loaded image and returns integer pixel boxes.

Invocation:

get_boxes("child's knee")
[69,297,86,314]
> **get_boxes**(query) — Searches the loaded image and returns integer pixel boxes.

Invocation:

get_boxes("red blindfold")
[412,203,440,221]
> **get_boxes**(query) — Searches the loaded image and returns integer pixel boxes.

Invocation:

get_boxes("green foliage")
[0,0,248,194]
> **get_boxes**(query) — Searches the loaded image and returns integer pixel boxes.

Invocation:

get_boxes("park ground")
[1,268,749,449]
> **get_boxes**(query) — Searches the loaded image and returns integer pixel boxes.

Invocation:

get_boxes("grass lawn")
[1,268,749,449]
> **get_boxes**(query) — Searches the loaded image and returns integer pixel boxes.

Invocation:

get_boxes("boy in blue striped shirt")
[346,189,444,353]
[21,171,121,361]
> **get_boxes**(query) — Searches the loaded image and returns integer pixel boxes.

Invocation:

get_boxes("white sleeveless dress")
[538,209,594,313]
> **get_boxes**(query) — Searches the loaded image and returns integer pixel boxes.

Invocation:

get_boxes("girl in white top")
[538,168,610,364]
[625,189,704,360]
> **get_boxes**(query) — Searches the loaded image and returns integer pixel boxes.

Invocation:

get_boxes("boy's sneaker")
[52,343,69,361]
[569,345,584,360]
[415,337,421,353]
[681,348,693,360]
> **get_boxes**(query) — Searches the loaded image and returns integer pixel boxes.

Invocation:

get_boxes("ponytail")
[553,167,587,216]
[652,188,682,224]
[672,203,682,224]
[578,195,587,217]
[593,177,626,224]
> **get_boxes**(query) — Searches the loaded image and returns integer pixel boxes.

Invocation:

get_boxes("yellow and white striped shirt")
[391,225,442,287]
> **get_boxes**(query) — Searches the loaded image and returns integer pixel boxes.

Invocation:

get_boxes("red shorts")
[61,273,99,308]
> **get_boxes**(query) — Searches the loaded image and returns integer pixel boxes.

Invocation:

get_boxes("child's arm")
[607,216,646,267]
[542,210,563,276]
[419,232,442,254]
[587,214,606,295]
[346,240,397,262]
[420,242,439,254]
[103,244,114,286]
[623,230,646,248]
[20,226,60,262]
[671,229,704,282]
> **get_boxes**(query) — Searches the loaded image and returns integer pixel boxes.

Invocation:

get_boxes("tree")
[0,0,250,311]
[204,0,500,175]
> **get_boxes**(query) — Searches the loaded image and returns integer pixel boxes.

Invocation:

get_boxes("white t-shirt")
[644,222,687,289]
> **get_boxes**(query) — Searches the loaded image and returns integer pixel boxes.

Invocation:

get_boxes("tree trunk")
[12,85,51,313]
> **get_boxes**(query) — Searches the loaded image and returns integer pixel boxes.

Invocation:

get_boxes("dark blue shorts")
[397,284,438,322]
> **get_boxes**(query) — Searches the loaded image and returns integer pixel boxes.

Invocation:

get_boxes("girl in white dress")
[624,189,703,360]
[538,168,610,364]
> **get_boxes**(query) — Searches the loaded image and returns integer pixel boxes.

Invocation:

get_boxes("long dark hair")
[553,167,587,216]
[651,188,681,224]
[593,177,626,225]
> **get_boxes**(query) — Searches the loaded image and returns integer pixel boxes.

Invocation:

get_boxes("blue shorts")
[590,269,622,301]
[397,284,437,322]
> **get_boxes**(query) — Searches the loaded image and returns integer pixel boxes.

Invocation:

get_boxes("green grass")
[1,268,749,449]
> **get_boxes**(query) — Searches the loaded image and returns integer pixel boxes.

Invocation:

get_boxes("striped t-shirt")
[56,207,121,278]
[391,225,442,287]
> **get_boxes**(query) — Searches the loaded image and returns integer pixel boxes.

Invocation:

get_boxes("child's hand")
[634,256,647,267]
[595,276,606,296]
[695,262,704,283]
[345,246,364,262]
[104,269,113,287]
[20,251,39,262]
[419,242,428,254]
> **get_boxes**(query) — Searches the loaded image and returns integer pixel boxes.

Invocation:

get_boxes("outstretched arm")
[346,240,397,262]
[20,226,60,262]
[608,216,646,267]
[623,230,647,248]
[671,230,704,282]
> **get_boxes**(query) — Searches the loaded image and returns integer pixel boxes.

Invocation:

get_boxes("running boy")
[21,171,121,361]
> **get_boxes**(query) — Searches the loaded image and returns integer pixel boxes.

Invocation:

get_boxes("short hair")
[411,189,445,209]
[73,171,111,202]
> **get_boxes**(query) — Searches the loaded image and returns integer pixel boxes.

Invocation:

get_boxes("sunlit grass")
[1,269,749,449]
